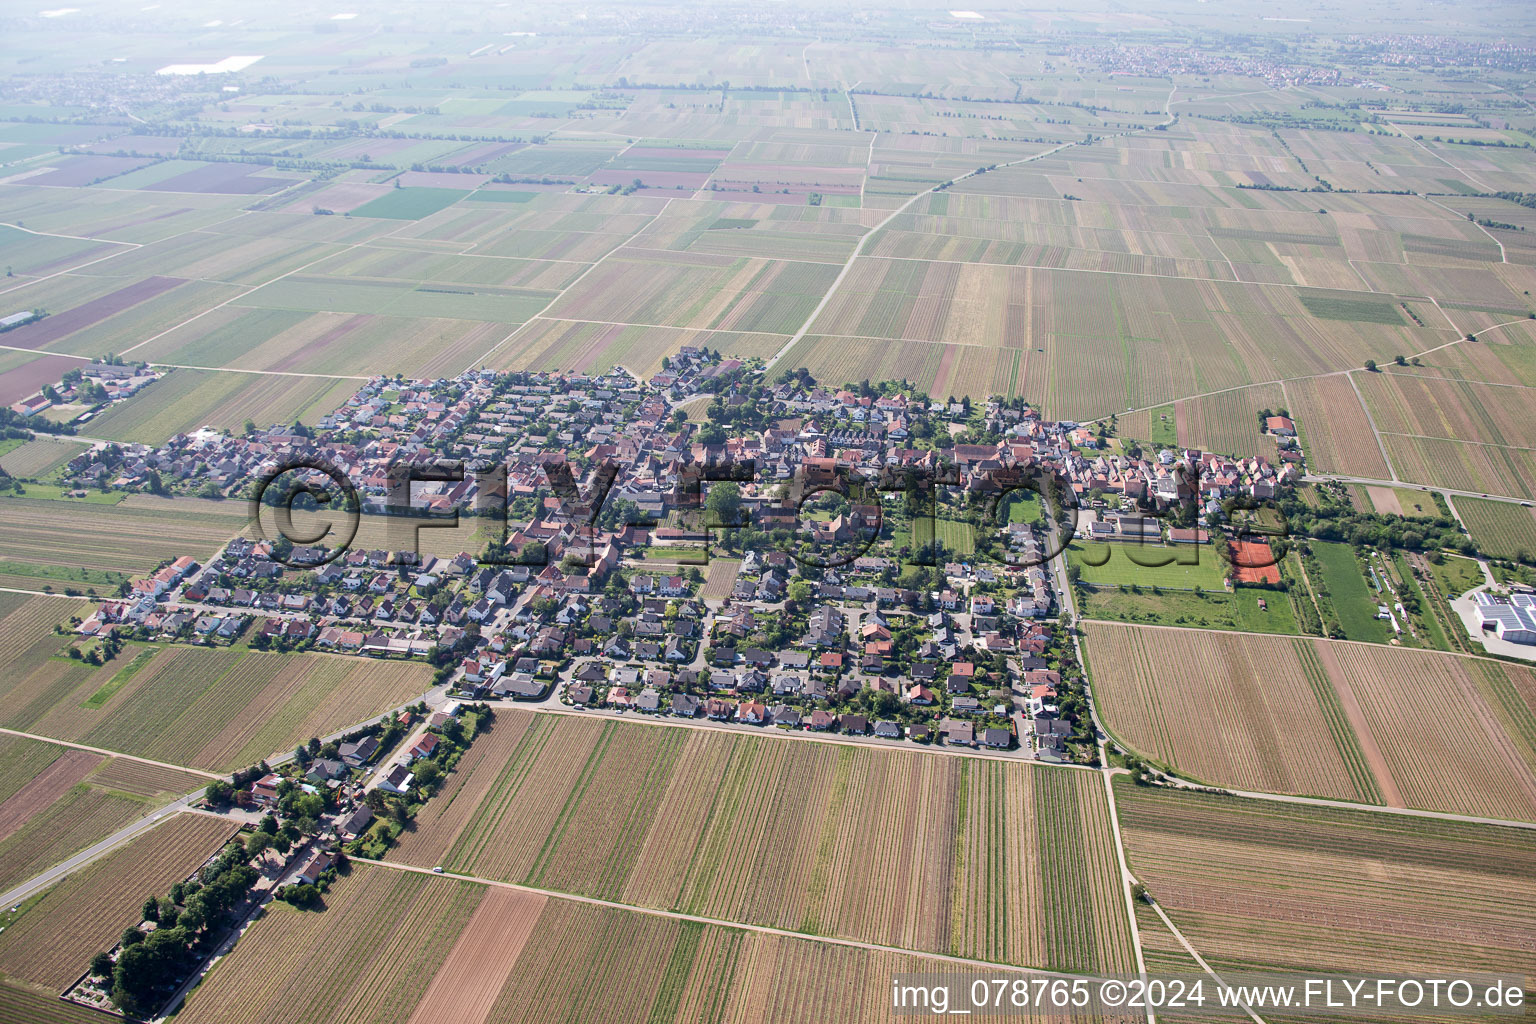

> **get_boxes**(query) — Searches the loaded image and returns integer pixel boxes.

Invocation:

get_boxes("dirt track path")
[1310,639,1405,808]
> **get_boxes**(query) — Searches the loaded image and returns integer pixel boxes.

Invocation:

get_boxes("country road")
[0,793,202,909]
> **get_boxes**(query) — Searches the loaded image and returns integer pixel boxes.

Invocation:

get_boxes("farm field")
[1117,782,1536,985]
[3,11,1536,1017]
[1454,496,1536,560]
[1085,622,1375,802]
[783,259,1437,417]
[1087,621,1536,820]
[1361,484,1441,518]
[0,646,434,773]
[351,187,470,220]
[1384,433,1536,500]
[133,305,516,378]
[83,368,354,444]
[545,250,838,335]
[388,712,1135,974]
[0,728,209,893]
[0,437,89,478]
[1358,370,1536,451]
[912,517,975,556]
[178,863,1081,1024]
[0,494,243,575]
[493,316,784,379]
[700,558,741,600]
[0,979,108,1024]
[1172,385,1283,460]
[0,604,432,773]
[1282,374,1392,478]
[0,813,237,989]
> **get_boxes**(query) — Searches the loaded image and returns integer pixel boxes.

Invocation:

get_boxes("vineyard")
[1357,371,1536,452]
[0,741,204,894]
[0,981,104,1024]
[1087,621,1536,820]
[9,647,432,773]
[1323,643,1536,822]
[1173,384,1283,460]
[1283,375,1391,478]
[1083,622,1368,801]
[493,317,783,379]
[545,250,836,336]
[1453,495,1536,561]
[0,496,239,576]
[0,813,236,989]
[0,438,87,478]
[1116,782,1536,981]
[1384,432,1536,500]
[176,865,482,1024]
[184,866,1084,1024]
[82,758,210,799]
[0,735,71,807]
[405,888,546,1024]
[393,713,1134,973]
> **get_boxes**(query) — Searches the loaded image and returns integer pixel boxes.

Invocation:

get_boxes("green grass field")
[1425,553,1485,600]
[1312,541,1391,642]
[352,186,468,219]
[1146,404,1176,448]
[1297,289,1406,325]
[1003,490,1043,524]
[6,482,124,504]
[1069,541,1227,590]
[911,518,975,555]
[1080,585,1302,634]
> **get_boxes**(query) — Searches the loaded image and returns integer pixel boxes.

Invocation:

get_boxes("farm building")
[1264,415,1296,437]
[1473,591,1536,644]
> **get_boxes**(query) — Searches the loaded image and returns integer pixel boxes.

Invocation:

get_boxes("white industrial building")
[1474,591,1536,644]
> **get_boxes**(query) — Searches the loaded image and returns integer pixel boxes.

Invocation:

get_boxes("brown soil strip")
[2,276,184,350]
[1365,486,1403,516]
[269,312,374,373]
[1311,639,1405,807]
[1451,668,1536,816]
[0,749,103,842]
[405,887,547,1024]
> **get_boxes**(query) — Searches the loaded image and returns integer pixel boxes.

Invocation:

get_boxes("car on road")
[432,866,443,874]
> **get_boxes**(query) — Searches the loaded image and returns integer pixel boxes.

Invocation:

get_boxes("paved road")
[0,684,448,910]
[490,692,1067,764]
[1306,472,1532,507]
[0,793,202,908]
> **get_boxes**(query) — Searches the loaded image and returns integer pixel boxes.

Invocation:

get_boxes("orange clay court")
[1230,539,1281,585]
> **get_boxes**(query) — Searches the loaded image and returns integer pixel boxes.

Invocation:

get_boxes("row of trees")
[94,839,261,1015]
